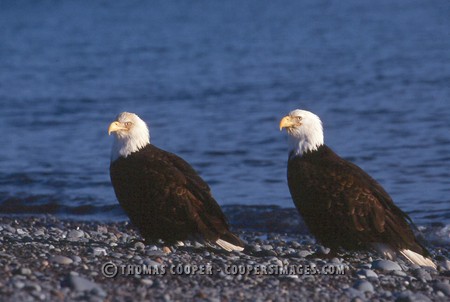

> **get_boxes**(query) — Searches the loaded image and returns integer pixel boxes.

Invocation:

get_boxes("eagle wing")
[288,146,424,253]
[111,145,241,246]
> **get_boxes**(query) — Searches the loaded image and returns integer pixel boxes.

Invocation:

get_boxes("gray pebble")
[112,252,123,258]
[298,250,312,258]
[345,287,364,298]
[291,241,301,248]
[264,250,278,256]
[412,269,432,282]
[96,225,108,233]
[33,230,45,236]
[68,230,84,239]
[392,270,407,277]
[330,257,341,264]
[19,267,32,275]
[16,228,26,235]
[13,280,25,289]
[25,283,42,292]
[395,291,432,302]
[353,280,374,292]
[434,281,450,296]
[51,255,74,265]
[141,279,154,286]
[439,260,450,271]
[194,241,204,248]
[91,247,107,256]
[134,241,145,250]
[372,259,402,271]
[316,246,330,255]
[3,225,16,233]
[252,245,262,252]
[71,255,82,263]
[31,292,46,301]
[144,259,163,267]
[64,274,106,297]
[356,269,378,279]
[261,244,273,251]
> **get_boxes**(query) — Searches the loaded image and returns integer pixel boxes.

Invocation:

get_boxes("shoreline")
[1,216,449,301]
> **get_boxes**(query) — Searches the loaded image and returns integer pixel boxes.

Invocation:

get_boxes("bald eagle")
[108,112,244,252]
[280,109,435,268]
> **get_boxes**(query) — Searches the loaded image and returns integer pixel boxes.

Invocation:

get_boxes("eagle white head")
[279,109,324,157]
[108,112,150,161]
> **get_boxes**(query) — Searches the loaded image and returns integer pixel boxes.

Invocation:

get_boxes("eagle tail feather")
[400,249,436,269]
[215,238,244,252]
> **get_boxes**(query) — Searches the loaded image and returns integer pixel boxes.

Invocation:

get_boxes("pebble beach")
[1,214,449,302]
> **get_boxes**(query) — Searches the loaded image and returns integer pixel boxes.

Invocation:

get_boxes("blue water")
[0,0,449,225]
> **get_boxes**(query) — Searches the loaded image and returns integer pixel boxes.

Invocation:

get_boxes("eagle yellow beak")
[108,121,127,135]
[279,116,295,131]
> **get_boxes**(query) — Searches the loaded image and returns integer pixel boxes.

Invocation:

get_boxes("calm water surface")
[0,0,449,225]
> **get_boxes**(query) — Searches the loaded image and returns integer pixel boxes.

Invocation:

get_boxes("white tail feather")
[400,249,436,269]
[215,239,244,252]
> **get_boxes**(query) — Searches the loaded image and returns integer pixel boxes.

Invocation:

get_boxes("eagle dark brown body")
[287,145,429,256]
[110,144,243,248]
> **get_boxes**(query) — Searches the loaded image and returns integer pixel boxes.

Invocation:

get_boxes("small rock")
[261,250,277,257]
[51,255,73,265]
[71,255,82,263]
[356,269,378,279]
[144,259,163,267]
[353,280,374,292]
[395,291,432,302]
[19,267,32,275]
[31,292,46,301]
[134,241,145,250]
[316,246,330,255]
[434,281,450,296]
[91,247,107,257]
[345,287,364,298]
[3,225,16,233]
[261,245,273,251]
[68,230,84,239]
[440,260,450,270]
[298,250,312,258]
[33,230,45,236]
[64,274,106,297]
[252,245,262,252]
[291,241,301,248]
[392,270,407,277]
[412,268,431,282]
[330,257,341,264]
[141,279,154,286]
[25,283,42,292]
[194,241,204,248]
[13,280,25,289]
[96,226,108,233]
[372,260,402,271]
[112,252,123,258]
[16,228,26,235]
